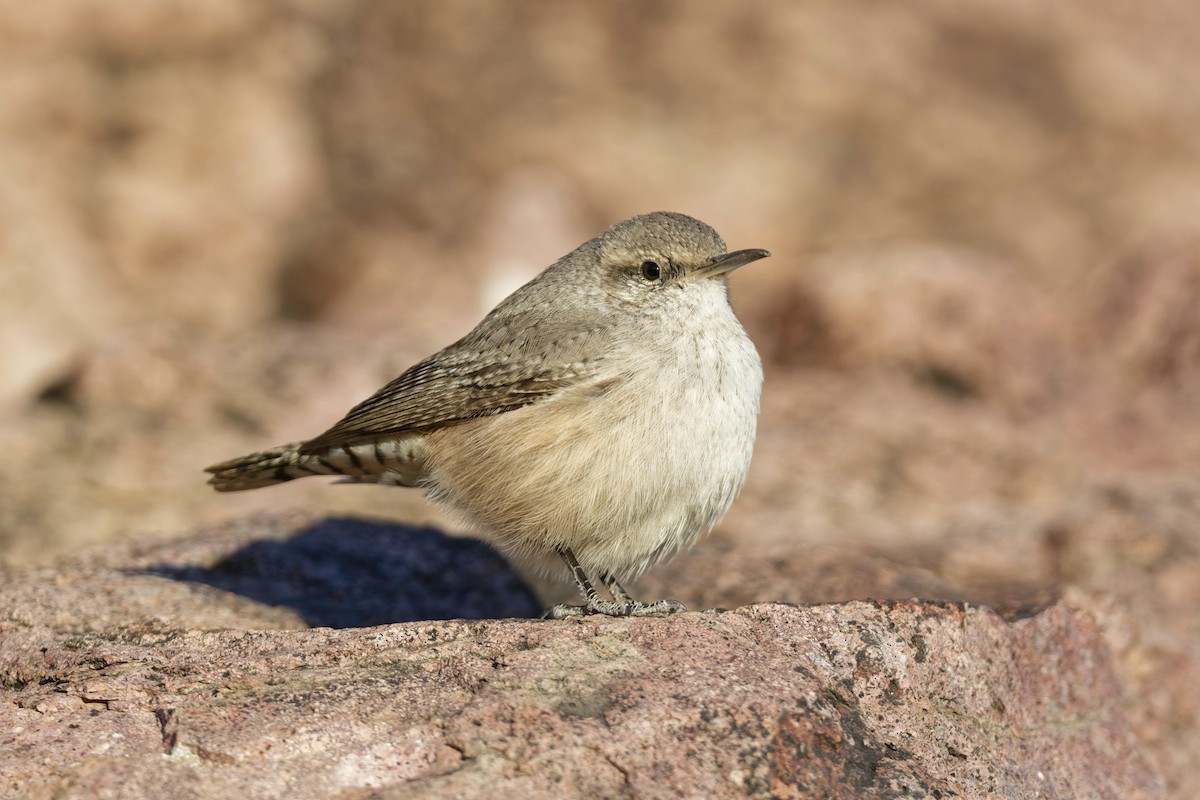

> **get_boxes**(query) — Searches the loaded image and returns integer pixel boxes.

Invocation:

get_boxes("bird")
[206,211,768,618]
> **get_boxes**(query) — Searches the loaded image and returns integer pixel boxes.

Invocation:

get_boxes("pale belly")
[421,321,762,580]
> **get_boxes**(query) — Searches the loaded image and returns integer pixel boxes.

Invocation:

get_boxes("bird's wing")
[299,347,597,453]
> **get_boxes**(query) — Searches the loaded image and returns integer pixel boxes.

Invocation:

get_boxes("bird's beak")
[689,248,771,282]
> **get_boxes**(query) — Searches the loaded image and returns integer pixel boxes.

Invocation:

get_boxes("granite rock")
[0,519,1164,799]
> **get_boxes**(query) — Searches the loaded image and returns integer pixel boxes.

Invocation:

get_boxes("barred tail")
[206,437,426,491]
[205,441,346,492]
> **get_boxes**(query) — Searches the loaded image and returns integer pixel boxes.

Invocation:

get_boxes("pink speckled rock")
[0,523,1163,799]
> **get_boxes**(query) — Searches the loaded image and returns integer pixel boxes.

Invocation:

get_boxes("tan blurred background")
[2,0,1200,789]
[3,0,1198,555]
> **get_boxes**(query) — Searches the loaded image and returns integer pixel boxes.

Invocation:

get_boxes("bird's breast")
[420,293,763,578]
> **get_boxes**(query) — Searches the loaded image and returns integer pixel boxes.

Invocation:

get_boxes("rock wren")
[206,211,769,618]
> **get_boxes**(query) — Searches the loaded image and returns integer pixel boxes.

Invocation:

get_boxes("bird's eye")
[640,261,662,282]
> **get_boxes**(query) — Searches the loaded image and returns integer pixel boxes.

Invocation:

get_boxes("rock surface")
[0,520,1163,799]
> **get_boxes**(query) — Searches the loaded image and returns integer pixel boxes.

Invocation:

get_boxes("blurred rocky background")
[1,0,1199,795]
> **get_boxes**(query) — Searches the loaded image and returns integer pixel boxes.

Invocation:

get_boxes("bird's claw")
[541,598,687,619]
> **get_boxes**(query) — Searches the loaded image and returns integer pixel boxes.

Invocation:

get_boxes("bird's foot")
[541,597,687,619]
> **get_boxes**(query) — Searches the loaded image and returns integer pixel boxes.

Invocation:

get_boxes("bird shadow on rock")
[139,517,543,626]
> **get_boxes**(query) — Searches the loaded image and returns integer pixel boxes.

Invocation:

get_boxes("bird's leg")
[541,547,605,618]
[600,571,634,604]
[541,548,687,619]
[601,571,686,615]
